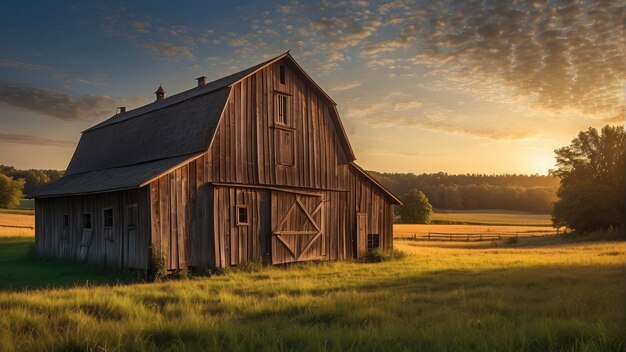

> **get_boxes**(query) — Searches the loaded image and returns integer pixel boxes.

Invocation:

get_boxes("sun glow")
[528,155,555,175]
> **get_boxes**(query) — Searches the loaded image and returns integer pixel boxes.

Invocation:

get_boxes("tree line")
[0,165,64,208]
[369,171,559,214]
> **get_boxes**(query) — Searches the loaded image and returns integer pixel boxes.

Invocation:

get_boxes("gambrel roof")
[31,52,398,203]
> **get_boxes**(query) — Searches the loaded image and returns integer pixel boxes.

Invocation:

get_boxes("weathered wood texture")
[145,60,395,269]
[36,57,396,271]
[34,187,151,269]
[209,61,350,190]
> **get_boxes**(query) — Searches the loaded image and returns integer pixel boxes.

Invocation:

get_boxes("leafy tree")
[399,189,433,224]
[0,173,25,208]
[550,125,625,232]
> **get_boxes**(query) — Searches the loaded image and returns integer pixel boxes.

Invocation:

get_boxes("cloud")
[0,133,75,147]
[139,42,196,61]
[0,83,116,121]
[344,100,536,140]
[393,100,421,111]
[398,0,626,115]
[102,14,197,61]
[0,58,107,86]
[329,80,363,92]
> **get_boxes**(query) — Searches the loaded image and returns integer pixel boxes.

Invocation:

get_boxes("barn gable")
[33,52,372,198]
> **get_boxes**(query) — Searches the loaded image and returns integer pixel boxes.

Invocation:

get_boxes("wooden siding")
[34,188,151,269]
[208,60,350,191]
[36,57,397,271]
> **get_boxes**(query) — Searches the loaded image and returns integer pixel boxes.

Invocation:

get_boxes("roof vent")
[155,85,166,101]
[196,76,208,87]
[116,106,126,114]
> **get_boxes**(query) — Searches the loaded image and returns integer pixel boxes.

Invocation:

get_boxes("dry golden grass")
[432,209,552,225]
[0,228,33,238]
[0,213,34,229]
[0,235,624,351]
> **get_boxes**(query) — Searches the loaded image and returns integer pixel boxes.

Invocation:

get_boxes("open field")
[394,224,558,239]
[0,212,34,228]
[432,209,552,226]
[0,222,624,351]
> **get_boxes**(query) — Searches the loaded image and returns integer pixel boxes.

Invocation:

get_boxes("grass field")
[0,212,624,351]
[432,209,552,226]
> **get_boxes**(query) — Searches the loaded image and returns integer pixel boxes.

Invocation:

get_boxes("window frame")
[126,204,138,228]
[367,233,380,252]
[236,205,249,226]
[63,213,70,229]
[274,93,290,126]
[82,213,92,230]
[102,207,114,229]
[279,64,286,85]
[60,213,70,243]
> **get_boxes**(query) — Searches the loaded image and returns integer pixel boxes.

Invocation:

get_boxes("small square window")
[236,205,248,225]
[367,234,380,252]
[103,208,113,228]
[279,64,286,85]
[83,213,92,229]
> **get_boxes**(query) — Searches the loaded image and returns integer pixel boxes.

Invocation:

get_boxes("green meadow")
[0,223,624,351]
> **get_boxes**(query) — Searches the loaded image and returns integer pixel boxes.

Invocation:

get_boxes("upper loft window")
[83,213,92,230]
[275,94,289,125]
[236,205,249,226]
[103,208,113,228]
[279,64,286,85]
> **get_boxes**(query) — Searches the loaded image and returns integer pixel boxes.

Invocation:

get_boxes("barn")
[31,52,401,273]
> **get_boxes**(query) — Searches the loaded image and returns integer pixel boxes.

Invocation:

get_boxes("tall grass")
[0,236,624,351]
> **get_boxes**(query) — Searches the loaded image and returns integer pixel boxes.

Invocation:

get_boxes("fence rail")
[401,232,559,242]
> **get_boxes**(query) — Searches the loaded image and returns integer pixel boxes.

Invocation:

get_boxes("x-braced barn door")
[271,191,325,264]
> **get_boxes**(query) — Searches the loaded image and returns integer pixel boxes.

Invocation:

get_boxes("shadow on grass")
[0,237,135,292]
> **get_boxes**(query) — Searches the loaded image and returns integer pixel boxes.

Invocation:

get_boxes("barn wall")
[207,60,352,191]
[145,58,397,268]
[34,188,151,269]
[347,168,395,257]
[148,159,214,270]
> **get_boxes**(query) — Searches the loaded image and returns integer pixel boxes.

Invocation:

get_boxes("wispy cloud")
[0,133,75,147]
[0,58,107,86]
[329,80,362,92]
[345,100,536,140]
[0,83,116,121]
[396,0,626,115]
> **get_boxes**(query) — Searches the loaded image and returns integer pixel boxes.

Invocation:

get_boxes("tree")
[550,125,625,232]
[0,173,25,208]
[399,189,433,224]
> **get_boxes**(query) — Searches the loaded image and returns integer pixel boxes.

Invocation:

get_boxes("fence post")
[428,233,431,241]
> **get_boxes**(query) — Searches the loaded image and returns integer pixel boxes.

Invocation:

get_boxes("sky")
[0,0,624,175]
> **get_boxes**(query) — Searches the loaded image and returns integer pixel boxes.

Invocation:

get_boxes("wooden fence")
[402,232,559,242]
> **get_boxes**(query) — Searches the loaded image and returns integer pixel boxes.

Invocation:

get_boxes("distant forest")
[0,165,64,195]
[0,164,558,214]
[369,172,559,214]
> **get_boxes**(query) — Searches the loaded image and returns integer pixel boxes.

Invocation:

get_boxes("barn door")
[356,213,368,258]
[271,192,325,264]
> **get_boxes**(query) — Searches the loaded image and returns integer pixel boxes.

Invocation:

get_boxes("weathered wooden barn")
[31,52,401,272]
